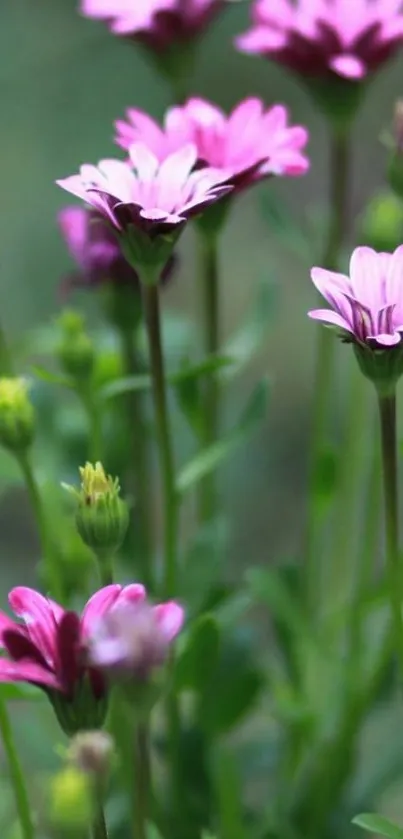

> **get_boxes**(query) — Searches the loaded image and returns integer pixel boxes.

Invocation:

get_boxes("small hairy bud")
[67,731,114,778]
[63,461,129,558]
[0,378,35,453]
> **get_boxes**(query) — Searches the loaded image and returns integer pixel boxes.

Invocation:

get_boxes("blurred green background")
[2,0,403,832]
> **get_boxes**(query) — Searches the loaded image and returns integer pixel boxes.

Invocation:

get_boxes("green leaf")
[174,355,233,384]
[31,365,73,389]
[98,374,150,400]
[259,188,312,259]
[176,378,269,495]
[179,517,230,614]
[211,745,245,839]
[353,814,403,839]
[174,615,220,692]
[221,280,276,382]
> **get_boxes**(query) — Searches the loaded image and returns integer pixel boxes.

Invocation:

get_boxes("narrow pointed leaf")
[353,814,403,839]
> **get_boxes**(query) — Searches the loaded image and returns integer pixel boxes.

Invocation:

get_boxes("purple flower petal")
[308,308,354,334]
[153,602,185,641]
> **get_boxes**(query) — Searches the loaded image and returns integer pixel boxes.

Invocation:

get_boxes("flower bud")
[67,731,114,779]
[56,309,95,382]
[64,462,129,558]
[0,378,35,453]
[359,191,403,252]
[354,343,403,396]
[49,767,93,831]
[387,100,403,199]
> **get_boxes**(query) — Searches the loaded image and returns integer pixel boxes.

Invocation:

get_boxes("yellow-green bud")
[56,309,95,381]
[0,378,35,453]
[67,731,114,778]
[359,191,403,252]
[48,767,93,830]
[64,462,129,557]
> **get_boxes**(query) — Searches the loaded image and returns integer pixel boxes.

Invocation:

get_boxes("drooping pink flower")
[56,144,231,239]
[80,0,224,51]
[58,206,174,292]
[236,0,403,81]
[0,583,179,732]
[88,598,184,681]
[309,245,403,346]
[115,97,309,188]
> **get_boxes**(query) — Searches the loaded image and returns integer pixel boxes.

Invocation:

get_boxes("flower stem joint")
[66,462,129,559]
[0,378,35,453]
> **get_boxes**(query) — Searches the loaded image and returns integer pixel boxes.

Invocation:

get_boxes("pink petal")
[56,174,90,202]
[329,54,367,78]
[310,266,352,302]
[128,143,159,180]
[235,26,288,53]
[349,246,384,309]
[308,308,354,334]
[386,244,403,302]
[58,206,89,266]
[9,588,59,665]
[0,612,19,647]
[153,602,185,642]
[369,332,401,346]
[80,585,123,637]
[116,584,146,605]
[0,659,61,690]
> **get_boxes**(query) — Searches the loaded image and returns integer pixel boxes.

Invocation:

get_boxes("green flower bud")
[67,731,114,779]
[49,767,93,831]
[359,191,403,252]
[56,309,95,381]
[0,378,35,453]
[65,462,129,558]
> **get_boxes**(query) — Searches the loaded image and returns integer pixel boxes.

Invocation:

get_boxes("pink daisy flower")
[80,0,224,51]
[0,584,182,733]
[236,0,403,81]
[114,97,309,190]
[309,245,403,346]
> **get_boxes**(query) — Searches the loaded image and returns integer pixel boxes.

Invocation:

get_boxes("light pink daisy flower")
[115,97,309,190]
[309,245,403,346]
[56,144,231,238]
[236,0,403,81]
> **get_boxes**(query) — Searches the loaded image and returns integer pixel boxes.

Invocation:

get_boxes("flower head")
[309,246,403,346]
[0,584,146,733]
[56,144,231,275]
[236,0,403,81]
[64,462,129,558]
[80,0,224,51]
[309,245,403,391]
[115,97,309,188]
[87,598,184,681]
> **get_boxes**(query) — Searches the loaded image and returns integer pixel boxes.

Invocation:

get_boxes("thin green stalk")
[91,804,109,839]
[0,699,34,839]
[119,326,153,591]
[377,391,403,676]
[0,322,12,376]
[133,723,150,839]
[305,126,350,613]
[17,452,61,599]
[198,232,219,521]
[79,388,103,464]
[140,283,178,599]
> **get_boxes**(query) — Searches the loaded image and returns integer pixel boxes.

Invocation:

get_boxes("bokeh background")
[2,0,403,832]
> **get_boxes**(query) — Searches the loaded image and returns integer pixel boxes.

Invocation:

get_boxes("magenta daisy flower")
[115,97,309,188]
[236,0,403,81]
[80,0,224,51]
[0,583,179,733]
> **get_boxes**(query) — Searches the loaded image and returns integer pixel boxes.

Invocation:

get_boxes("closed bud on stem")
[56,309,95,382]
[67,731,114,779]
[387,100,403,199]
[359,191,403,252]
[64,462,129,560]
[353,343,403,396]
[48,767,93,831]
[0,378,35,453]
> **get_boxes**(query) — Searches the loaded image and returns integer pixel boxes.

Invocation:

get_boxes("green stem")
[133,723,150,839]
[140,283,178,599]
[377,391,403,677]
[0,322,12,376]
[0,699,34,839]
[305,125,350,613]
[17,452,61,599]
[119,326,153,591]
[79,388,103,463]
[198,232,219,522]
[91,804,109,839]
